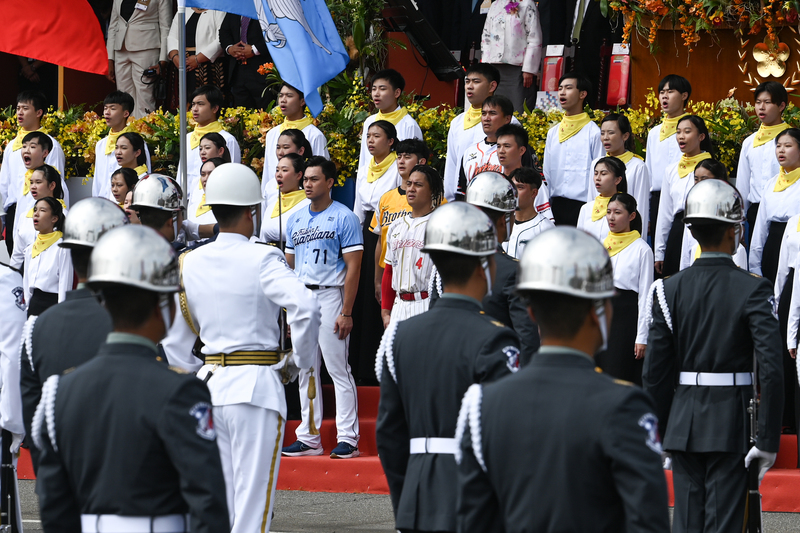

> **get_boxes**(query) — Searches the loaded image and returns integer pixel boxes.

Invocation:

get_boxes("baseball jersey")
[384,213,434,294]
[503,214,555,259]
[286,201,364,287]
[370,187,411,268]
[457,140,502,199]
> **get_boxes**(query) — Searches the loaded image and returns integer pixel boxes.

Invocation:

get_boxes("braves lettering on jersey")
[384,213,434,294]
[286,201,364,286]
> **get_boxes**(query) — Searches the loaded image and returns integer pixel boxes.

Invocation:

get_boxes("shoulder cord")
[20,316,37,371]
[178,250,199,336]
[454,384,486,471]
[32,374,59,452]
[645,279,673,334]
[428,265,443,298]
[374,320,399,383]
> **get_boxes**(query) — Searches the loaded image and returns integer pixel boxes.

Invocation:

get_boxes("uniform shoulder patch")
[189,402,216,441]
[638,413,663,454]
[502,346,520,373]
[12,286,24,310]
[169,365,190,374]
[613,378,633,386]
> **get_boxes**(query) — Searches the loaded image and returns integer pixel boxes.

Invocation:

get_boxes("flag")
[187,0,258,18]
[0,0,108,75]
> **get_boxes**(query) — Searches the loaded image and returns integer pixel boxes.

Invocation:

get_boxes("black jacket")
[218,13,271,82]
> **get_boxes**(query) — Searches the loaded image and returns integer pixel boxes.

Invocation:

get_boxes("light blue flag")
[254,0,349,116]
[185,0,257,19]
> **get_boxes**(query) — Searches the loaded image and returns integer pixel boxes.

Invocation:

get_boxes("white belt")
[679,372,753,386]
[81,514,188,533]
[409,437,458,454]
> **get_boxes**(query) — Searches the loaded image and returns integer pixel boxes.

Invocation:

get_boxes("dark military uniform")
[457,346,670,533]
[376,295,519,532]
[36,334,229,533]
[643,255,784,533]
[20,286,112,472]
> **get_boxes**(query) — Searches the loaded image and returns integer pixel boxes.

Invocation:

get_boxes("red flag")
[0,0,108,75]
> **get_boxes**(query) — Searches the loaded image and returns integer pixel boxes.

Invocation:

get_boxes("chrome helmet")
[88,225,180,292]
[466,171,516,213]
[205,163,263,206]
[130,174,182,212]
[517,227,615,299]
[422,202,497,256]
[684,179,746,225]
[60,197,129,249]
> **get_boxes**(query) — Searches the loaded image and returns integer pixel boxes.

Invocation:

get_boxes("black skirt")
[761,221,788,284]
[777,270,800,445]
[662,210,684,277]
[27,288,58,318]
[596,289,643,386]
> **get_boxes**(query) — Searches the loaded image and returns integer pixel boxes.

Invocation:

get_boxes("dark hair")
[118,132,147,166]
[136,207,173,230]
[211,204,249,226]
[200,132,231,163]
[658,74,692,101]
[558,72,592,97]
[409,164,444,207]
[70,247,92,280]
[595,157,628,194]
[677,115,714,155]
[368,120,399,151]
[103,90,135,114]
[371,69,405,92]
[279,152,306,174]
[689,223,730,249]
[191,85,224,116]
[17,90,48,113]
[99,285,160,329]
[496,123,529,147]
[601,113,635,152]
[754,81,788,107]
[395,138,430,160]
[482,95,514,117]
[279,82,304,100]
[776,128,800,149]
[22,131,53,154]
[509,167,542,189]
[34,165,64,199]
[279,129,313,158]
[695,158,729,181]
[306,156,337,182]
[35,196,65,232]
[608,192,642,234]
[465,63,501,86]
[429,251,482,286]
[522,292,593,339]
[111,167,139,191]
[202,157,226,173]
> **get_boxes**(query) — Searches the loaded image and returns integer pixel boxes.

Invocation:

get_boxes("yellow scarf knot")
[280,116,313,133]
[134,165,148,177]
[28,198,66,218]
[603,230,640,257]
[774,166,800,192]
[105,125,132,155]
[31,231,63,259]
[12,127,44,152]
[375,107,408,126]
[190,121,224,150]
[367,152,398,183]
[677,152,711,179]
[22,169,34,197]
[753,122,789,148]
[558,113,592,143]
[609,151,643,164]
[463,105,482,130]
[195,193,212,217]
[659,113,689,142]
[591,195,612,222]
[271,190,307,218]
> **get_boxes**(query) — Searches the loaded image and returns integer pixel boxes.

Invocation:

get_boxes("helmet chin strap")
[159,293,173,332]
[734,223,742,254]
[593,299,608,353]
[481,257,492,298]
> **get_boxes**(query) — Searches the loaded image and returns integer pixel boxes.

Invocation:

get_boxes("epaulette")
[613,378,633,387]
[750,272,762,278]
[169,365,190,374]
[489,320,506,328]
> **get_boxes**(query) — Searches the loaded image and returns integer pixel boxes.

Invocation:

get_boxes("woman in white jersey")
[577,156,627,241]
[381,165,444,326]
[260,153,311,245]
[23,197,72,316]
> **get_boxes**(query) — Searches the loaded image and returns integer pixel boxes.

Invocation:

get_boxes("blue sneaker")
[330,442,360,459]
[282,440,323,457]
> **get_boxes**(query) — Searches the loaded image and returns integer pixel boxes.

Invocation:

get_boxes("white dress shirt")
[354,160,402,225]
[259,197,310,243]
[576,200,610,242]
[609,237,653,345]
[22,238,73,305]
[736,131,782,211]
[679,230,747,271]
[645,123,683,192]
[92,136,152,200]
[653,162,697,261]
[0,265,25,439]
[774,214,800,305]
[749,175,800,275]
[181,129,241,206]
[543,121,603,202]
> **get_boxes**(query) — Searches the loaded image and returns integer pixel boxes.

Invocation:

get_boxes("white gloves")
[744,446,777,483]
[182,219,200,241]
[273,351,300,384]
[10,432,23,454]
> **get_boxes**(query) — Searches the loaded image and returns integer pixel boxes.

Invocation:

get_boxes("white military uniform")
[542,120,603,203]
[384,213,435,322]
[261,123,330,208]
[23,236,73,306]
[0,132,66,212]
[357,108,422,177]
[0,263,26,443]
[587,154,651,238]
[181,129,241,205]
[736,127,784,213]
[654,161,701,262]
[92,134,152,201]
[503,214,555,259]
[750,174,800,275]
[182,233,321,533]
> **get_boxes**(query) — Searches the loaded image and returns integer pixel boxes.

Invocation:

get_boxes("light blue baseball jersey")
[286,201,364,286]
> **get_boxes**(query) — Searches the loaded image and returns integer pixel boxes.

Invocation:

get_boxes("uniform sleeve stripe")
[342,245,364,253]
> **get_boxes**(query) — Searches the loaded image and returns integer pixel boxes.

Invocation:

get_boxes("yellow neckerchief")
[118,202,125,208]
[603,230,640,257]
[558,112,592,143]
[27,198,66,218]
[753,122,789,148]
[677,152,711,179]
[189,121,223,150]
[280,116,313,133]
[367,152,398,183]
[22,166,61,196]
[11,127,44,152]
[659,113,689,142]
[591,195,612,222]
[104,125,132,155]
[375,107,408,126]
[774,166,800,192]
[134,164,148,176]
[31,231,63,259]
[271,190,307,218]
[195,193,212,217]
[693,244,702,262]
[608,151,643,164]
[463,105,482,130]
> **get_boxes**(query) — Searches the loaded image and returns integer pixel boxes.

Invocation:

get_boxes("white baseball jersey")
[384,213,434,294]
[504,213,555,259]
[457,140,502,198]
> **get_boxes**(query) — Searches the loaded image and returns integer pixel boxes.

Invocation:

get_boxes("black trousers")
[230,62,274,109]
[671,451,747,533]
[4,203,16,256]
[649,191,661,248]
[550,196,584,227]
[746,202,760,250]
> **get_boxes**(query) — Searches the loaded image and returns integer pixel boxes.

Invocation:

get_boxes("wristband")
[340,313,352,318]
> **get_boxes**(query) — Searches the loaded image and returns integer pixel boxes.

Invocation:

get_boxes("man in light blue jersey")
[283,156,364,459]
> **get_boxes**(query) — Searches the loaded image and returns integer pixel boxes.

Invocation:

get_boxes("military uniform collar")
[534,346,595,365]
[65,286,95,301]
[106,332,159,354]
[215,232,249,243]
[439,293,483,310]
[693,254,736,266]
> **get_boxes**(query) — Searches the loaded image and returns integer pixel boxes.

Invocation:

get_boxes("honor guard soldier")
[129,174,184,251]
[643,179,784,533]
[180,163,321,533]
[20,198,128,473]
[35,224,229,533]
[456,227,670,533]
[375,201,520,533]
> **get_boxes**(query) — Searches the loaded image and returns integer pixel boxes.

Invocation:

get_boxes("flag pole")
[178,0,188,209]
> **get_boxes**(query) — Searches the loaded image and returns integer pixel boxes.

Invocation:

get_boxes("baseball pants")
[296,287,359,448]
[114,47,159,118]
[389,297,429,323]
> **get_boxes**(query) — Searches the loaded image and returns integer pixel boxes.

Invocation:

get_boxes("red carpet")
[17,385,800,512]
